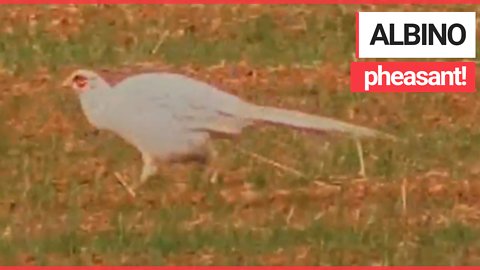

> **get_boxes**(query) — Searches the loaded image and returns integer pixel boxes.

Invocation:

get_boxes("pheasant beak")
[61,75,73,89]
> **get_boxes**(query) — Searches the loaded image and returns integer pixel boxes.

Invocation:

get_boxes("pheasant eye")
[73,75,88,88]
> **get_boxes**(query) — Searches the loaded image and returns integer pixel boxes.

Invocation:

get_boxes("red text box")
[350,61,476,93]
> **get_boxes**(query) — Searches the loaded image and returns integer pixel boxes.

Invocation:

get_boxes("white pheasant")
[62,69,396,197]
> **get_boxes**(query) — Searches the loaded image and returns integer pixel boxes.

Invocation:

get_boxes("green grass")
[0,4,479,265]
[1,211,480,265]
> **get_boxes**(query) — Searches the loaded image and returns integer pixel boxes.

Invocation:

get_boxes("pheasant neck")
[79,86,111,129]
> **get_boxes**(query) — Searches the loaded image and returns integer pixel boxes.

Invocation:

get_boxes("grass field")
[1,4,480,265]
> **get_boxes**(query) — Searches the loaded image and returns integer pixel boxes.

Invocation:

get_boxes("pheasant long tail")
[245,105,396,141]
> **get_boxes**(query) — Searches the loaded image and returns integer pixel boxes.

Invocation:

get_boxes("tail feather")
[245,105,396,141]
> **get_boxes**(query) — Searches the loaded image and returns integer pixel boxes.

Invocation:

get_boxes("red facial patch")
[73,75,88,89]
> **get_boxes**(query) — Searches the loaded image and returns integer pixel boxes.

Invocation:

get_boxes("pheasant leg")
[355,139,366,178]
[133,153,157,190]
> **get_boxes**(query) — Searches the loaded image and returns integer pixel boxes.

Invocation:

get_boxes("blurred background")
[0,4,479,265]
